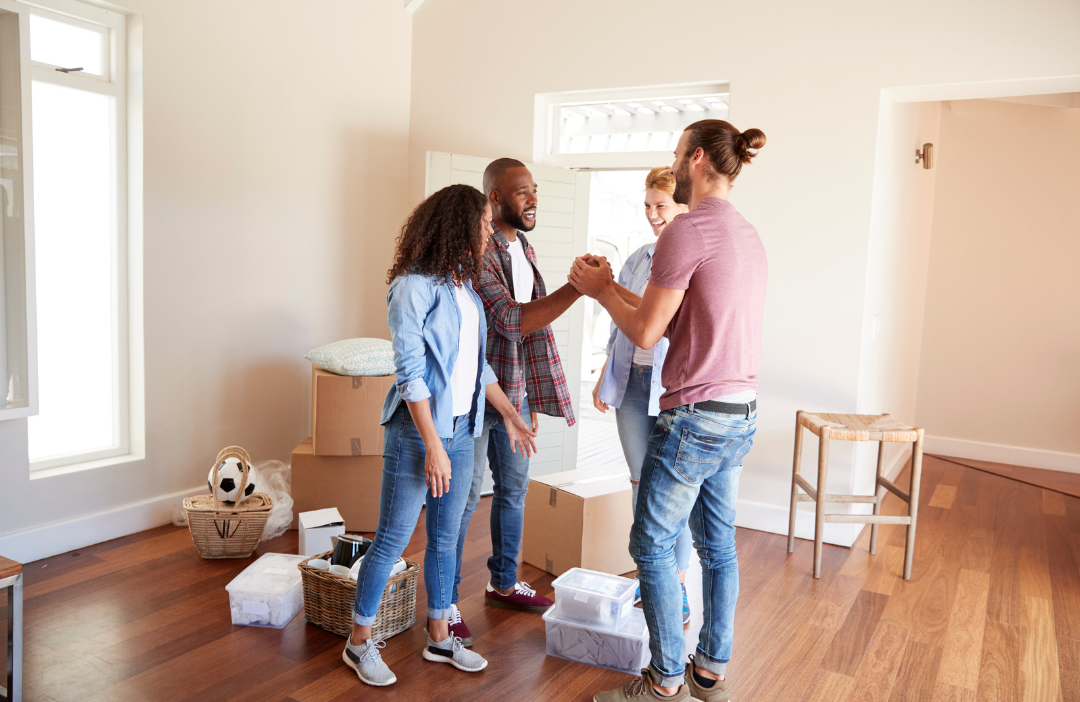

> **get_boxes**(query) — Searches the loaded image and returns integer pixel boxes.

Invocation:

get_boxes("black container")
[330,534,372,567]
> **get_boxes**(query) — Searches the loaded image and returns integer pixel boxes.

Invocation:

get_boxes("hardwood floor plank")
[1019,597,1062,702]
[887,641,942,702]
[929,484,957,510]
[844,617,908,702]
[978,620,1022,702]
[820,590,889,676]
[1045,490,1068,517]
[1058,637,1080,702]
[936,569,991,690]
[797,669,854,702]
[933,683,977,702]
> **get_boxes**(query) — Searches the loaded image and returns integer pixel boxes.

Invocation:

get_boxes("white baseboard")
[0,485,204,564]
[925,435,1080,474]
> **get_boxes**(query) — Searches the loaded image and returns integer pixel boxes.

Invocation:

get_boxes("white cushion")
[304,338,394,377]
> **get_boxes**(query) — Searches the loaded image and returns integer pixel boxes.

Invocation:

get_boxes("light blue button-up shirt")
[597,243,668,416]
[380,273,499,439]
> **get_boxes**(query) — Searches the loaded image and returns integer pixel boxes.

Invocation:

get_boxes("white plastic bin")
[543,606,650,675]
[226,553,305,628]
[551,568,638,632]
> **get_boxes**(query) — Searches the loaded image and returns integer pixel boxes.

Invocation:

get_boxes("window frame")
[18,0,130,472]
[534,82,731,169]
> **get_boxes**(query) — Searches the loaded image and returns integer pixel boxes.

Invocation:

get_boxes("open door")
[425,152,590,484]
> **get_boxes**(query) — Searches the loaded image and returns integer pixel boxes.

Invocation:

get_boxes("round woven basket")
[299,550,420,641]
[184,446,273,560]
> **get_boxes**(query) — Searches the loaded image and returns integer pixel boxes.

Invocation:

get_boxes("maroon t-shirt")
[649,197,768,410]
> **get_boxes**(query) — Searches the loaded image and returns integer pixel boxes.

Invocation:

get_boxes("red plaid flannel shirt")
[476,228,576,425]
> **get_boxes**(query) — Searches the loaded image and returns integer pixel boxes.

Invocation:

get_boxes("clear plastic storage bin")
[551,568,638,632]
[226,553,305,628]
[543,606,650,675]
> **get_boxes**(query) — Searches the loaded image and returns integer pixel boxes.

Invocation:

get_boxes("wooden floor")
[7,454,1080,701]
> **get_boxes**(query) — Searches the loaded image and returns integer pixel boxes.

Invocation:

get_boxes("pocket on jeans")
[672,428,734,483]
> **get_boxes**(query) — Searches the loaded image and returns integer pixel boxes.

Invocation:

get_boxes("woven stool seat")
[787,411,925,580]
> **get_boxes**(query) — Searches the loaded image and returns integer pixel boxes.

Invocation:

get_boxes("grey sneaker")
[421,629,488,672]
[683,656,730,702]
[592,668,691,701]
[342,638,396,687]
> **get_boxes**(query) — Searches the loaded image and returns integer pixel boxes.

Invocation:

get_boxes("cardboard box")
[522,468,636,577]
[291,438,382,532]
[298,507,345,557]
[311,366,394,456]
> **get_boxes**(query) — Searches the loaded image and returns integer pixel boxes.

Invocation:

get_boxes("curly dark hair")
[386,184,489,285]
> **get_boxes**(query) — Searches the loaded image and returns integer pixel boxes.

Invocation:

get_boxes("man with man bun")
[571,121,768,702]
[447,158,582,644]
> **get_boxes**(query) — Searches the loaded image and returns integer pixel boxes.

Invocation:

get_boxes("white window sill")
[30,450,145,480]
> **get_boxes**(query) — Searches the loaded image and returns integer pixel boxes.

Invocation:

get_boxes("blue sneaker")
[681,584,691,627]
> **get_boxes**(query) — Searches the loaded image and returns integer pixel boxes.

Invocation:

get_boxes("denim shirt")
[380,273,499,439]
[597,243,669,416]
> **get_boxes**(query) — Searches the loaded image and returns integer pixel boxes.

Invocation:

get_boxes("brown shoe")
[592,669,691,702]
[683,656,730,702]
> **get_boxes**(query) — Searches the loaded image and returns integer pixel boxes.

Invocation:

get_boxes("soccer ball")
[207,457,260,504]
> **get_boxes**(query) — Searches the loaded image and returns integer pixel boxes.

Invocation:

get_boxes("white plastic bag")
[174,459,293,542]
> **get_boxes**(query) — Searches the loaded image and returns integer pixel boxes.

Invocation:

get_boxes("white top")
[450,284,480,417]
[631,344,655,367]
[505,235,535,305]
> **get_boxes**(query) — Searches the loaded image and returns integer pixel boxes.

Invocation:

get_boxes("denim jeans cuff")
[650,663,686,689]
[491,573,518,591]
[427,606,452,621]
[694,648,729,675]
[353,610,376,627]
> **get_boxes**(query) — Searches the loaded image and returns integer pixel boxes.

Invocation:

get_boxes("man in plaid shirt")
[449,159,580,642]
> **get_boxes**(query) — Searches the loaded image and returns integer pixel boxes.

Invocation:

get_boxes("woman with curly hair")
[344,184,537,687]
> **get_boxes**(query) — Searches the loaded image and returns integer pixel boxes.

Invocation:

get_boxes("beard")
[499,201,535,232]
[672,159,692,206]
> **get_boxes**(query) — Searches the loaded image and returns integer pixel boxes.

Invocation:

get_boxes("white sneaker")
[343,638,396,687]
[422,629,488,672]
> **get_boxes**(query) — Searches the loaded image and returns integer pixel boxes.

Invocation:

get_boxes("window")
[534,83,730,168]
[0,0,131,471]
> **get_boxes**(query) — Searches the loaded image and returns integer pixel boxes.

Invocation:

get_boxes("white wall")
[915,99,1080,467]
[408,0,1080,545]
[0,0,413,561]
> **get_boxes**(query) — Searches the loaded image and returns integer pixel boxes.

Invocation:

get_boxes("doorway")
[575,169,655,475]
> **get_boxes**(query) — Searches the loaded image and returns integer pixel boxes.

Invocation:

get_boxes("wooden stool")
[786,412,924,580]
[0,555,22,702]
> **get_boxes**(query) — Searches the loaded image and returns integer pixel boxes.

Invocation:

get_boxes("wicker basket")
[299,550,420,641]
[183,446,273,560]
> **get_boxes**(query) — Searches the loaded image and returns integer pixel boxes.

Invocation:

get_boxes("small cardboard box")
[522,468,636,577]
[311,366,394,456]
[291,438,382,532]
[298,507,345,557]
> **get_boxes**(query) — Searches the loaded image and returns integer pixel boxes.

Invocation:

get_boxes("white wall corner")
[0,485,203,563]
[404,0,426,13]
[925,436,1080,474]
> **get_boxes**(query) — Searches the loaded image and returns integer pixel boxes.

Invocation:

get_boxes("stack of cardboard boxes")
[290,367,394,532]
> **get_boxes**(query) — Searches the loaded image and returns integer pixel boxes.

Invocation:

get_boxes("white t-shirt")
[450,285,480,417]
[505,236,535,305]
[632,344,655,367]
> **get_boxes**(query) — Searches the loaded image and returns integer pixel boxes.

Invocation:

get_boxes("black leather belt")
[682,399,757,416]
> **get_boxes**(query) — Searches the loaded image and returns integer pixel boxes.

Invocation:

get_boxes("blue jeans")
[616,365,693,572]
[453,397,531,600]
[630,405,757,687]
[353,406,474,625]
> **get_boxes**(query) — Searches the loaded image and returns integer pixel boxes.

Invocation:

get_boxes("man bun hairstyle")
[685,119,767,185]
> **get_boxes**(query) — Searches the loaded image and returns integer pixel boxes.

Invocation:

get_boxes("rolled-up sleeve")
[481,360,498,387]
[387,276,432,402]
[477,251,522,343]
